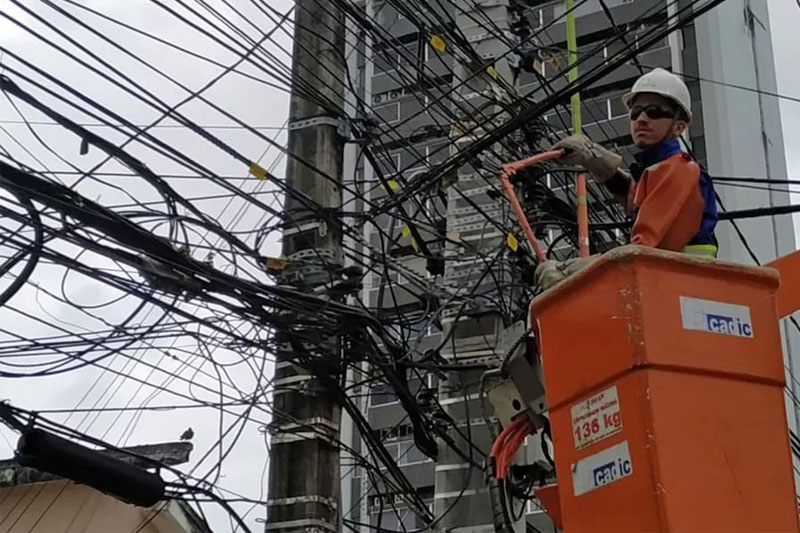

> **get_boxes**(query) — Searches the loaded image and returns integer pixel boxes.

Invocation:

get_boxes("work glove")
[552,134,623,183]
[534,256,598,290]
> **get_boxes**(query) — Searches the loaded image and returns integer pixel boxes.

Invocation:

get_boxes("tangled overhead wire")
[0,0,797,531]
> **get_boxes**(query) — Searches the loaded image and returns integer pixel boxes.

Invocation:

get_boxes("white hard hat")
[622,68,692,121]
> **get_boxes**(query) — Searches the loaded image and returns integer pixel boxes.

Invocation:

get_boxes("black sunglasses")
[629,104,678,121]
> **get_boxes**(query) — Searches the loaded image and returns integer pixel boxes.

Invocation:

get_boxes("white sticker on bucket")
[570,385,622,450]
[679,296,754,338]
[572,441,633,496]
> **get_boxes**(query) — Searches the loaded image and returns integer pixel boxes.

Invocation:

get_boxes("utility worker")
[536,68,718,288]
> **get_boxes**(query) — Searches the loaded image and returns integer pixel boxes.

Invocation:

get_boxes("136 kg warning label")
[571,385,623,449]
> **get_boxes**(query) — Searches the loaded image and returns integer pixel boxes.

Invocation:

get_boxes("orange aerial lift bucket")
[530,245,799,532]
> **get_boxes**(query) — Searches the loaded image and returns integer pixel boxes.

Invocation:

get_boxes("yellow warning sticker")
[507,233,519,252]
[430,35,446,52]
[249,162,268,180]
[401,225,411,238]
[385,179,400,191]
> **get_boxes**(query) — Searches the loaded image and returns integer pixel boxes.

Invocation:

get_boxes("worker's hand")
[534,260,567,290]
[552,134,623,183]
[534,256,598,290]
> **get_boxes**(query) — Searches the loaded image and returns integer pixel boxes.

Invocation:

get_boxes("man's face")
[628,93,687,148]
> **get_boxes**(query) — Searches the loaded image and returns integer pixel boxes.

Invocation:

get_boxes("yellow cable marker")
[430,35,446,52]
[400,225,419,252]
[386,179,400,191]
[249,162,268,180]
[487,66,499,79]
[266,257,287,271]
[507,233,519,252]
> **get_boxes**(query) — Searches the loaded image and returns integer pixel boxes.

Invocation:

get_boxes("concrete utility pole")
[266,1,346,531]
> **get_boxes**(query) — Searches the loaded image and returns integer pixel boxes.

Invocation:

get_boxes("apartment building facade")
[341,1,797,530]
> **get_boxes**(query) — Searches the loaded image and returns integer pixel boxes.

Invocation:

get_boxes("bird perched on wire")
[180,427,194,441]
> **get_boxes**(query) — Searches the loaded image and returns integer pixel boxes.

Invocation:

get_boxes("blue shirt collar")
[631,139,682,179]
[633,138,682,167]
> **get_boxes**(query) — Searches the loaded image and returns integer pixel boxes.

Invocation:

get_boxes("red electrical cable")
[490,417,524,460]
[490,417,528,480]
[497,419,533,479]
[499,149,564,261]
[496,423,523,478]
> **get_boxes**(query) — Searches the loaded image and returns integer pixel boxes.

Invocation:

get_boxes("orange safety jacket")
[620,139,718,256]
[628,153,703,250]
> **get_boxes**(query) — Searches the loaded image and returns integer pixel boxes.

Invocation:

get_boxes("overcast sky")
[769,0,800,240]
[0,1,292,531]
[0,2,798,533]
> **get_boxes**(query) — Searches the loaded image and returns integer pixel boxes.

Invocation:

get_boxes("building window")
[426,142,449,165]
[609,94,627,118]
[397,440,427,465]
[379,424,414,441]
[370,383,397,406]
[374,102,400,124]
[378,438,430,467]
[370,267,401,286]
[357,66,365,89]
[369,376,430,408]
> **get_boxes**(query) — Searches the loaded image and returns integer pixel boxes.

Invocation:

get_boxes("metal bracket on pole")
[266,495,338,510]
[288,115,352,139]
[269,417,339,445]
[263,518,337,532]
[282,220,329,238]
